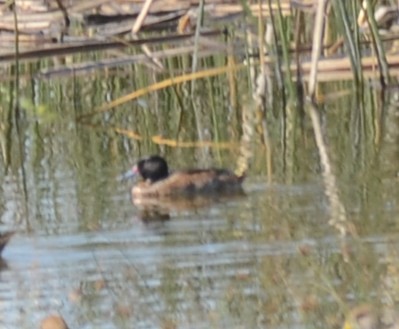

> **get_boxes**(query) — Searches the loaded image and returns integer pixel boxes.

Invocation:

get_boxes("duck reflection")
[0,231,15,269]
[0,231,14,254]
[133,191,245,221]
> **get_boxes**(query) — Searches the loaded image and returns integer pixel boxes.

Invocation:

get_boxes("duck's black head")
[135,155,169,182]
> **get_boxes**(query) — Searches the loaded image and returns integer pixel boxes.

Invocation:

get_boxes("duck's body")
[133,168,244,197]
[125,155,245,197]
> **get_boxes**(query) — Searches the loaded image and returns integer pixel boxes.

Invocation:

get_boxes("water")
[1,52,399,328]
[0,169,333,329]
[2,163,398,328]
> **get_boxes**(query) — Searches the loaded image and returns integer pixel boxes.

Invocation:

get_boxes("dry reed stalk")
[297,56,363,71]
[0,0,111,30]
[190,1,206,141]
[293,53,399,76]
[211,2,292,17]
[36,45,223,79]
[308,0,328,98]
[0,0,293,35]
[0,29,222,63]
[0,32,53,43]
[31,40,397,84]
[300,68,399,82]
[191,0,205,77]
[190,0,207,161]
[132,0,154,33]
[130,0,163,70]
[97,11,186,36]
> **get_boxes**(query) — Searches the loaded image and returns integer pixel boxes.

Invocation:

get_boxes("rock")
[40,315,69,329]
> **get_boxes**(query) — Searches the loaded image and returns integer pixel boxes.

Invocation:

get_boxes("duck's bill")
[118,165,138,181]
[119,171,134,181]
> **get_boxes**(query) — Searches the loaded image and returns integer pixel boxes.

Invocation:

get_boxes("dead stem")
[308,0,327,98]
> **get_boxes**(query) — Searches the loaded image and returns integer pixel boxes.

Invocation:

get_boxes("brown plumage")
[124,155,245,197]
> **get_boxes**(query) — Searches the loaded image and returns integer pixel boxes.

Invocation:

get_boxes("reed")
[331,1,363,85]
[363,0,389,86]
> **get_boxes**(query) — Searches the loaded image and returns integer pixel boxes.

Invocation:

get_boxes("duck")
[123,155,245,197]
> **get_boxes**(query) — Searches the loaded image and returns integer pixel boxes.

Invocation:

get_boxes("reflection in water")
[0,231,13,272]
[1,169,399,328]
[132,191,246,221]
[0,231,14,255]
[0,257,9,271]
[2,173,397,329]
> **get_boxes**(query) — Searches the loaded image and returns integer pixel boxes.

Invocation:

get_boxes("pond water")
[1,43,399,329]
[2,170,336,329]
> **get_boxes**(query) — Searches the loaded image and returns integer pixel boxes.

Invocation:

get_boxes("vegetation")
[1,1,399,328]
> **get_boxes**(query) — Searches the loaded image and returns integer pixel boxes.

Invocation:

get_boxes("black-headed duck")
[124,155,245,197]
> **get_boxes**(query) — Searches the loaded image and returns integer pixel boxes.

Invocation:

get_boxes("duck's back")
[132,168,244,197]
